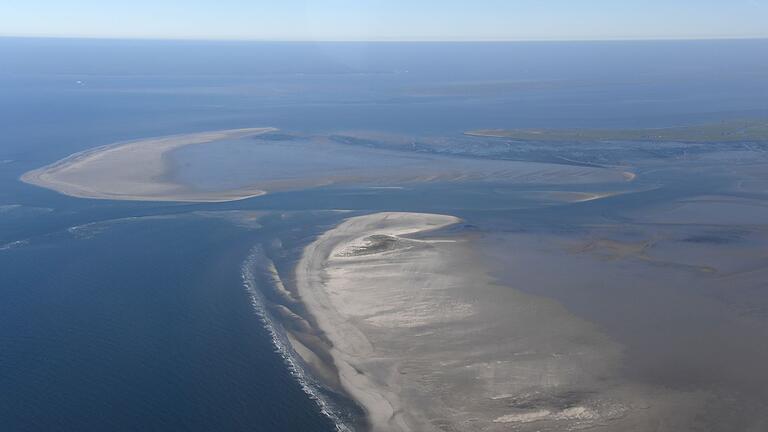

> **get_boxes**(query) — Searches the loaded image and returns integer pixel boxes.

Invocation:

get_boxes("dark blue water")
[1,216,340,431]
[1,38,768,431]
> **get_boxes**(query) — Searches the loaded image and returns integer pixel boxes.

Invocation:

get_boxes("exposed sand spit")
[294,212,707,431]
[21,127,634,203]
[20,127,276,202]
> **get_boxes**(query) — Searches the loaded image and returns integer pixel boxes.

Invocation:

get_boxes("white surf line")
[240,246,353,432]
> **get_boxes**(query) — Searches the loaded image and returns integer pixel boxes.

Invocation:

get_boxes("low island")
[20,128,277,202]
[466,118,768,143]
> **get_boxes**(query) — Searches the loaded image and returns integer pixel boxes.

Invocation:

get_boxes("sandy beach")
[20,127,276,202]
[294,212,708,431]
[296,212,462,431]
[21,127,638,204]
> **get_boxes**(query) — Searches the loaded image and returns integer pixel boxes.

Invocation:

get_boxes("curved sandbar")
[21,127,276,202]
[295,212,707,431]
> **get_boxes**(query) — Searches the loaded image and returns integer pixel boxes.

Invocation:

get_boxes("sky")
[0,0,766,41]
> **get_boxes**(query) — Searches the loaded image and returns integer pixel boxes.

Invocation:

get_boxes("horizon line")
[2,34,768,44]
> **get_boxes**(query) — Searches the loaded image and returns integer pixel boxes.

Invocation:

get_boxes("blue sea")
[1,38,767,431]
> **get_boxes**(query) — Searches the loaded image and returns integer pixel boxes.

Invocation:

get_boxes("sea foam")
[240,246,353,432]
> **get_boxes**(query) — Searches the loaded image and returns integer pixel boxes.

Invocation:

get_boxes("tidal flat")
[20,128,276,202]
[17,122,768,431]
[241,124,768,431]
[286,212,712,431]
[21,129,633,203]
[466,118,768,143]
[6,38,768,432]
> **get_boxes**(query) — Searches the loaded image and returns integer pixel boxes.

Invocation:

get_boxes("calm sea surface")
[1,38,767,431]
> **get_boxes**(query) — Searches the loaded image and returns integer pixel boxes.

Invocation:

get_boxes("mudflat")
[294,212,705,432]
[465,118,768,143]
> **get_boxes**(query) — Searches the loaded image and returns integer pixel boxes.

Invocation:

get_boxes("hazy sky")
[1,0,766,41]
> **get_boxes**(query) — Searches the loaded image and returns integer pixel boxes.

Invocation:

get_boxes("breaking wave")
[240,246,353,432]
[0,239,29,251]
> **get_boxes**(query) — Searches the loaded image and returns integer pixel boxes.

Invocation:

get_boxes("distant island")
[20,128,276,202]
[21,128,632,203]
[466,119,768,143]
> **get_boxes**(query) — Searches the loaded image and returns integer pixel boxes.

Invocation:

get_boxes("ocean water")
[2,38,768,431]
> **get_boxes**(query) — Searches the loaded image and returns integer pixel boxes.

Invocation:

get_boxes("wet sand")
[21,127,635,204]
[20,128,276,202]
[464,118,768,143]
[294,212,705,431]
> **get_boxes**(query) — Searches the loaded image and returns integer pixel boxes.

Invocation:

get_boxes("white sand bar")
[295,212,707,431]
[20,127,276,202]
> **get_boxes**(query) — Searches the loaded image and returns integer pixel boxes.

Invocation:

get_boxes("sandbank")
[294,212,703,431]
[21,127,276,202]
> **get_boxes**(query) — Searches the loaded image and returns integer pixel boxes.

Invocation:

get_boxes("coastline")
[291,212,706,431]
[464,118,768,143]
[20,127,276,202]
[295,212,461,431]
[240,245,354,432]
